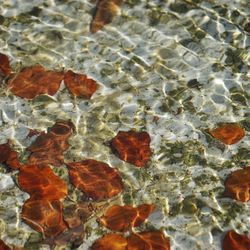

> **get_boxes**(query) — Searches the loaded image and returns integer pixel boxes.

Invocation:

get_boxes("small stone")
[0,173,15,191]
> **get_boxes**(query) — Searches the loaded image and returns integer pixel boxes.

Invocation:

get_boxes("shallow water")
[0,0,249,249]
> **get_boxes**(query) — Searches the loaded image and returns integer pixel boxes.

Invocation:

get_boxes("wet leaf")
[90,0,123,33]
[27,121,74,167]
[64,70,98,99]
[8,65,64,99]
[0,53,11,77]
[224,166,250,202]
[67,159,123,201]
[99,204,155,231]
[22,199,67,238]
[27,129,42,138]
[209,123,245,145]
[91,233,127,250]
[222,230,250,250]
[0,142,21,170]
[0,239,11,250]
[127,231,170,250]
[110,130,152,167]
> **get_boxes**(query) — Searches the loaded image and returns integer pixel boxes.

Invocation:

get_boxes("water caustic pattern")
[0,0,250,249]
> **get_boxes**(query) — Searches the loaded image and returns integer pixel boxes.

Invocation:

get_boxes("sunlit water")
[0,0,249,249]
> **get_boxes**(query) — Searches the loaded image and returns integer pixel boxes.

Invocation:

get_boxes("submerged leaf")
[99,204,155,231]
[90,0,123,33]
[8,65,64,99]
[27,121,74,167]
[224,166,250,202]
[22,199,67,238]
[0,142,21,170]
[0,239,11,250]
[64,70,98,99]
[127,231,170,250]
[222,230,250,250]
[209,123,245,145]
[91,234,127,250]
[67,159,123,201]
[18,165,68,200]
[0,53,11,77]
[110,130,152,167]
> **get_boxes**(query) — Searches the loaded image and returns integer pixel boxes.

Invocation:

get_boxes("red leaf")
[90,0,123,33]
[127,231,170,250]
[99,204,155,231]
[0,142,21,170]
[91,233,127,250]
[0,53,11,77]
[0,239,11,250]
[67,159,123,201]
[18,165,68,200]
[22,199,67,238]
[64,70,98,99]
[8,65,64,99]
[27,121,74,167]
[222,230,250,250]
[209,123,245,145]
[110,130,152,167]
[224,166,250,202]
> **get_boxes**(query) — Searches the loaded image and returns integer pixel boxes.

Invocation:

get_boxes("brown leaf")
[27,121,74,167]
[27,129,42,138]
[67,159,123,201]
[224,166,250,202]
[0,142,21,170]
[127,231,170,250]
[222,230,250,250]
[99,204,155,231]
[91,233,127,250]
[64,70,98,99]
[0,239,11,250]
[208,123,245,145]
[22,199,67,238]
[0,53,11,77]
[110,130,152,167]
[8,65,64,99]
[90,0,123,33]
[18,165,68,200]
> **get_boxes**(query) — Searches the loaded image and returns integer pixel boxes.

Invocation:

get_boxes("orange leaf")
[22,199,67,238]
[224,166,250,202]
[27,121,74,167]
[91,233,127,250]
[18,165,68,200]
[99,204,154,231]
[67,159,123,201]
[8,65,64,99]
[127,231,170,250]
[110,131,152,167]
[64,70,98,99]
[0,53,11,77]
[0,142,21,170]
[90,0,123,33]
[209,123,245,145]
[222,230,250,250]
[0,239,11,250]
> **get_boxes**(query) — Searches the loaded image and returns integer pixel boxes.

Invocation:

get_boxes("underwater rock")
[0,53,11,77]
[18,164,68,200]
[208,123,245,145]
[0,142,21,170]
[0,173,15,191]
[110,130,152,167]
[22,199,67,238]
[90,0,123,33]
[67,159,123,201]
[27,120,74,167]
[92,233,127,250]
[222,230,250,250]
[64,70,98,99]
[99,204,155,232]
[224,166,250,202]
[8,65,64,99]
